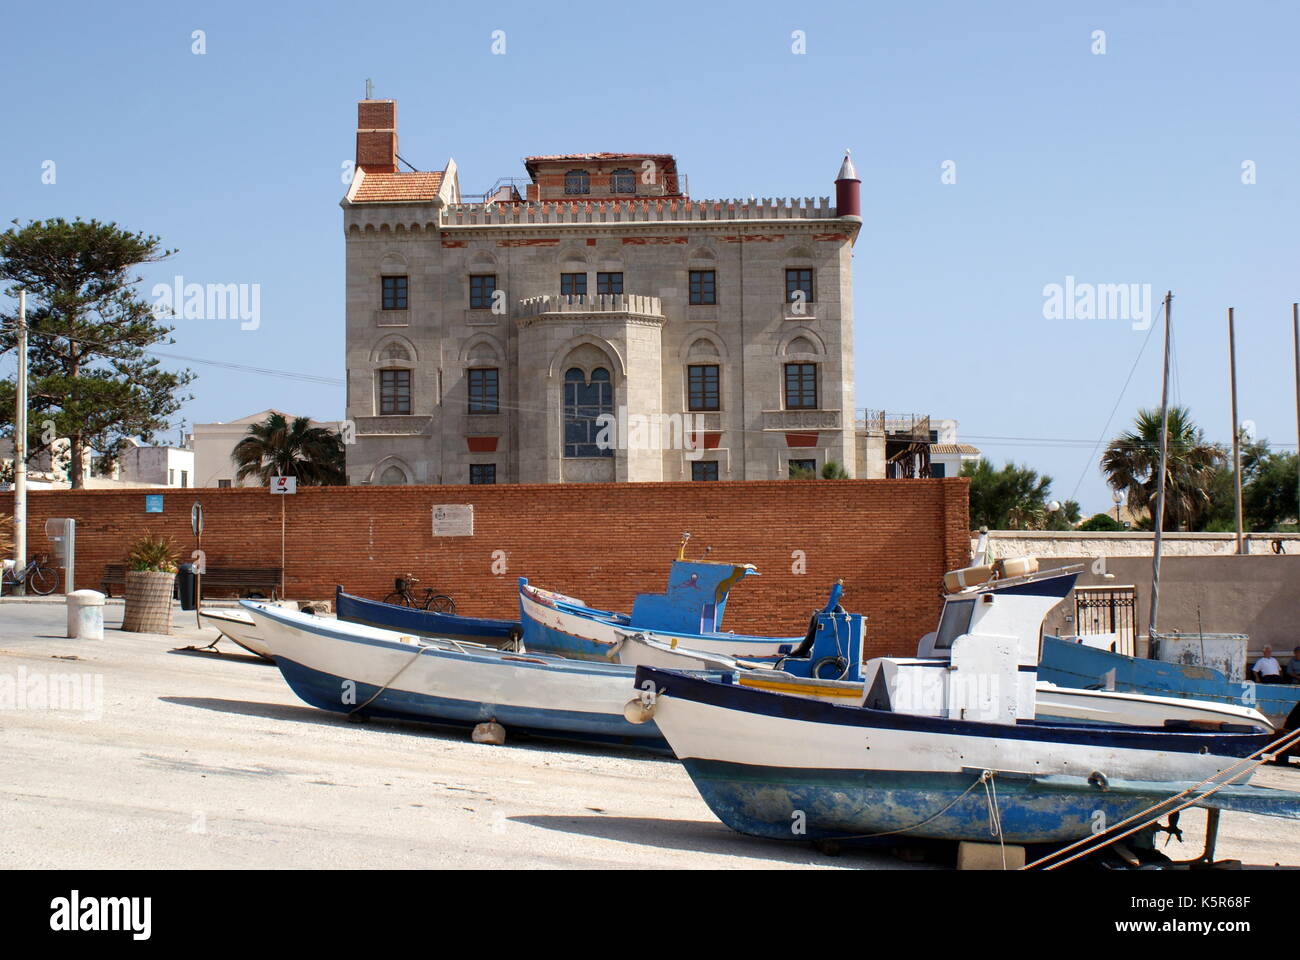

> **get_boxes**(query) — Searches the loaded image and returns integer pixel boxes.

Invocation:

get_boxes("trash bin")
[177,563,197,611]
[67,589,105,640]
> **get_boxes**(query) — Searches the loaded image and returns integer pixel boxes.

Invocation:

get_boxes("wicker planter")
[121,570,176,634]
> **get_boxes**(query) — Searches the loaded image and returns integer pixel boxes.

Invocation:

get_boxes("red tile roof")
[352,171,443,203]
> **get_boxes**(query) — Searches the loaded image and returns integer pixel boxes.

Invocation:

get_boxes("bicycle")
[1,553,59,596]
[384,575,456,614]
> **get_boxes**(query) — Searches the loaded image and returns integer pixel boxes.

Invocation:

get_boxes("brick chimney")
[356,100,397,174]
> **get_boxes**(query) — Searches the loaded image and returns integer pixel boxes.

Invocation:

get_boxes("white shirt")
[1254,656,1281,676]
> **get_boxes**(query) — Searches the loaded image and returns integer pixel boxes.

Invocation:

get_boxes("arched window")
[610,168,636,193]
[564,367,613,458]
[379,341,411,363]
[564,170,590,195]
[378,465,408,485]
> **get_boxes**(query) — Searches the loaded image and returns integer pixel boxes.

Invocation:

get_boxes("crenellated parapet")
[440,196,841,226]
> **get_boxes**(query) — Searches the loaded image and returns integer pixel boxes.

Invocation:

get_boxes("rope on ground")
[1024,724,1300,871]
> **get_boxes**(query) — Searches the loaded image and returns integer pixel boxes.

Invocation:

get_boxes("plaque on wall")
[432,504,474,537]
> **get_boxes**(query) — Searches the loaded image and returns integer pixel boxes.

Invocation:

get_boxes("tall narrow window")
[785,268,814,303]
[687,364,720,411]
[564,367,613,458]
[689,270,716,305]
[382,275,408,310]
[380,368,412,414]
[470,464,496,485]
[784,362,817,409]
[564,170,590,195]
[469,274,496,310]
[610,168,636,193]
[561,273,587,296]
[596,272,623,295]
[467,367,499,414]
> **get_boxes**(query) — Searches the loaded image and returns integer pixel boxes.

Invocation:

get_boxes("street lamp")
[1111,489,1124,524]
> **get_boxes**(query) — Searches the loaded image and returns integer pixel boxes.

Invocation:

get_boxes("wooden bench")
[100,564,282,599]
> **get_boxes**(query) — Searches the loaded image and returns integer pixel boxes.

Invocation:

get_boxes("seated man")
[1253,646,1284,684]
[1287,647,1300,684]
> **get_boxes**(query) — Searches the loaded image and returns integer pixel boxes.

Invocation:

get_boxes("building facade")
[342,99,863,485]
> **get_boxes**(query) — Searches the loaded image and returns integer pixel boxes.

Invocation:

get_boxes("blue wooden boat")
[335,585,520,646]
[626,565,1300,847]
[1039,636,1300,731]
[519,536,850,670]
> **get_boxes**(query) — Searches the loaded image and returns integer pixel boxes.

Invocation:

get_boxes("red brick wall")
[1,479,969,658]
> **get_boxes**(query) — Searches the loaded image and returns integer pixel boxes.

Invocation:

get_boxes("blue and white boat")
[519,537,845,670]
[1039,635,1300,732]
[621,558,1272,732]
[628,565,1300,846]
[243,601,667,750]
[335,585,521,646]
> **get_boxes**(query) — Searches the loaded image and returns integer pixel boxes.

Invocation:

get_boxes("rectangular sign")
[270,476,297,494]
[145,494,164,514]
[432,504,474,537]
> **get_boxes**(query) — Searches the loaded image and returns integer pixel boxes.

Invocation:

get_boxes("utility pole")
[1293,303,1299,531]
[13,290,28,595]
[1228,308,1244,555]
[1148,291,1173,643]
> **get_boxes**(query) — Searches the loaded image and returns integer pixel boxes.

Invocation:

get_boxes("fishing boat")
[627,564,1300,847]
[519,534,842,668]
[620,558,1272,732]
[198,607,272,660]
[242,600,669,749]
[1039,636,1300,731]
[334,585,521,646]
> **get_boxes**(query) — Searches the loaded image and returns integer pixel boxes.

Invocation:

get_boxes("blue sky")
[1,0,1296,513]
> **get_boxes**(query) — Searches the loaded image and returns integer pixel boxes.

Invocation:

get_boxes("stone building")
[342,99,863,485]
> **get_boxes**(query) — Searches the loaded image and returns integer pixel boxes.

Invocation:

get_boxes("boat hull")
[1040,636,1300,729]
[335,587,519,645]
[519,581,800,664]
[199,608,272,660]
[246,602,666,749]
[637,666,1278,844]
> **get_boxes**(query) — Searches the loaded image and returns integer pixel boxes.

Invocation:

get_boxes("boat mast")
[1148,292,1173,643]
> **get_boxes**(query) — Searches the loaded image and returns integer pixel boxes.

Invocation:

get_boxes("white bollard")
[67,589,106,640]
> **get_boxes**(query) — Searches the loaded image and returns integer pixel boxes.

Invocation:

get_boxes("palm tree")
[231,412,347,486]
[1100,407,1222,531]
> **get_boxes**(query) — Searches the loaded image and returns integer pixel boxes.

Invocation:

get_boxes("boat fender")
[1087,770,1109,791]
[813,656,850,681]
[472,721,507,745]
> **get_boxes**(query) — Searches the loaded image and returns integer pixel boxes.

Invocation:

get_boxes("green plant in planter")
[126,535,178,573]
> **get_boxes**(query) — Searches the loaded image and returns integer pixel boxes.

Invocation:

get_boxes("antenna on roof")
[365,78,374,99]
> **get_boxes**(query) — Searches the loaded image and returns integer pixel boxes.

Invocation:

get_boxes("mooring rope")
[824,769,999,843]
[348,643,431,718]
[1024,724,1300,871]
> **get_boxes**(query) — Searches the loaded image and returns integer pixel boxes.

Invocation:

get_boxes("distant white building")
[116,439,195,488]
[192,409,342,488]
[0,437,192,489]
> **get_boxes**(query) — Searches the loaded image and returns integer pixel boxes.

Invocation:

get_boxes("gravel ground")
[1,599,1297,870]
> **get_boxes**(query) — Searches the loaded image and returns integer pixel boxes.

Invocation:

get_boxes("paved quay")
[1,600,1297,870]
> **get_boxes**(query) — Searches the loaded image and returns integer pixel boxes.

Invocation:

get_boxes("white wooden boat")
[627,566,1300,845]
[198,608,272,660]
[242,601,668,748]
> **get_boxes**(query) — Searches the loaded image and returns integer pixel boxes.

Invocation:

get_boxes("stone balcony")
[515,293,664,327]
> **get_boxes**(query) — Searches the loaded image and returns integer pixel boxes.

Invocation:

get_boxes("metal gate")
[1073,585,1137,656]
